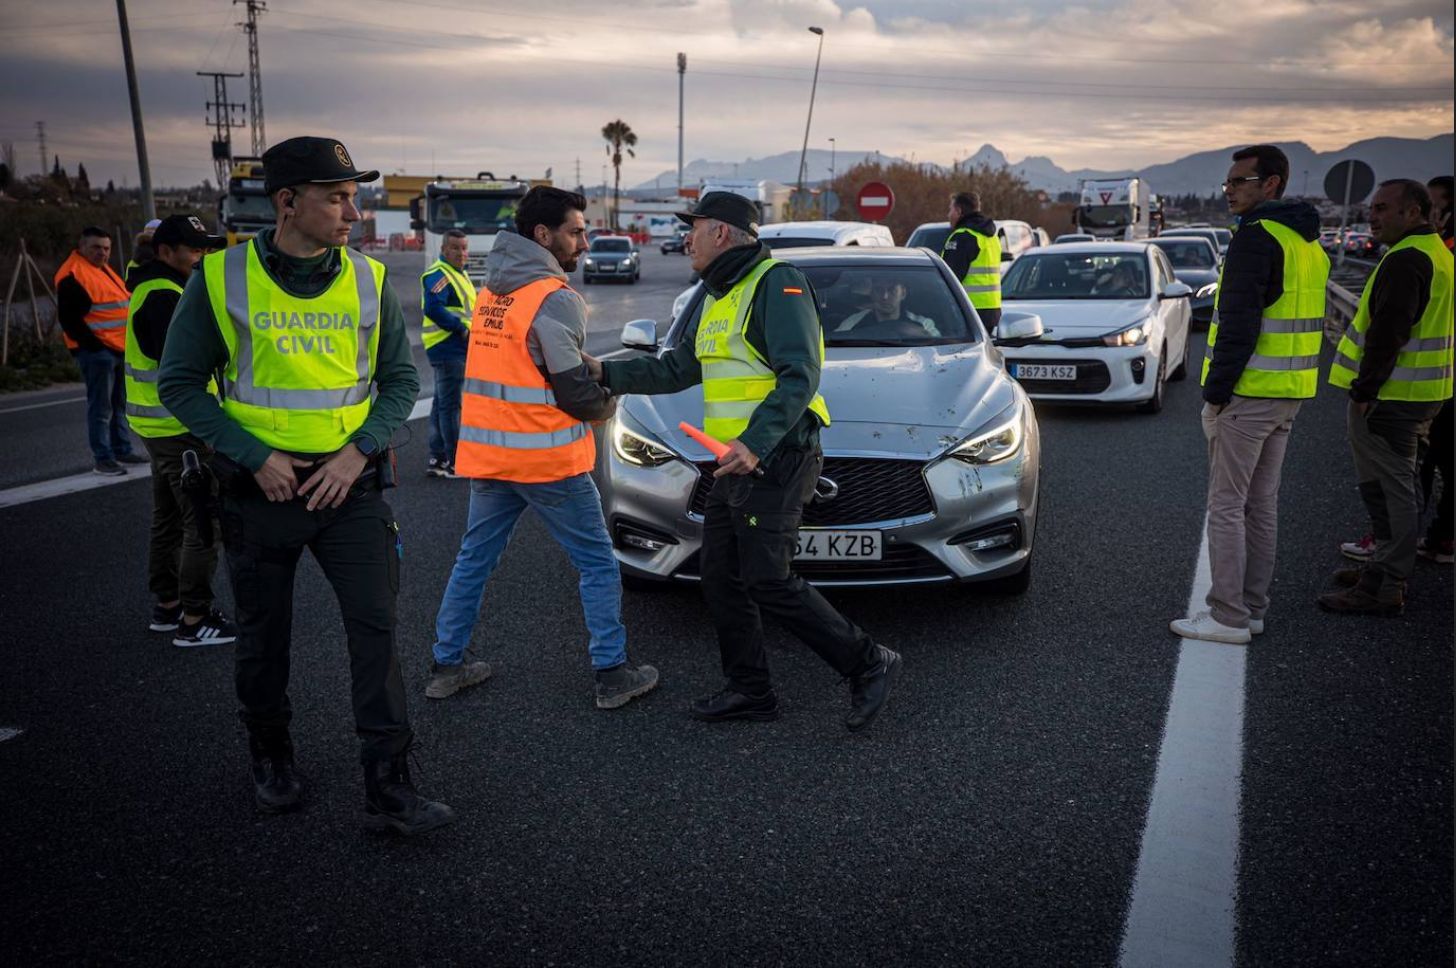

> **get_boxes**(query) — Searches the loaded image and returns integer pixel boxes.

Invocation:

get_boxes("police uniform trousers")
[220,474,411,763]
[699,437,879,695]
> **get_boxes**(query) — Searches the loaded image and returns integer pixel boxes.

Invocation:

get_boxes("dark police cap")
[675,191,760,236]
[151,214,226,249]
[262,136,379,195]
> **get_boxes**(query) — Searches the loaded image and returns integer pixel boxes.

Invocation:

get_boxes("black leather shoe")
[249,731,303,814]
[845,646,901,732]
[690,687,780,722]
[363,754,456,836]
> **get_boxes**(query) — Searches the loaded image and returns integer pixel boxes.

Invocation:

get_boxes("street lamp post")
[677,53,686,197]
[829,137,836,181]
[794,26,825,216]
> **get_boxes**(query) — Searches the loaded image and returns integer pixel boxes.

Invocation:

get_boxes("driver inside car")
[836,275,940,336]
[1093,261,1143,297]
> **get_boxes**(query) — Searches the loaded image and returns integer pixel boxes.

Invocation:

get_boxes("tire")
[1169,333,1191,382]
[1137,347,1166,414]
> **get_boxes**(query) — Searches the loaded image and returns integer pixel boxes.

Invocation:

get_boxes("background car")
[1145,235,1220,327]
[756,221,895,249]
[1319,228,1342,251]
[1343,233,1382,259]
[905,220,1036,271]
[660,230,688,254]
[582,236,640,284]
[1053,233,1095,245]
[597,247,1041,592]
[992,242,1193,414]
[1158,226,1229,259]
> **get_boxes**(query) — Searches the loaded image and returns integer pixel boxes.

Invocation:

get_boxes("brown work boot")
[1317,571,1404,616]
[1329,566,1363,589]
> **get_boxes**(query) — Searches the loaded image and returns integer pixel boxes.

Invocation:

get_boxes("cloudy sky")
[1,0,1451,188]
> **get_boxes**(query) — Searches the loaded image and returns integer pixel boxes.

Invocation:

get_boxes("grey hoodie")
[482,231,614,422]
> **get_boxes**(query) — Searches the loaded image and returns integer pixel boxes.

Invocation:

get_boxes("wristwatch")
[353,436,379,459]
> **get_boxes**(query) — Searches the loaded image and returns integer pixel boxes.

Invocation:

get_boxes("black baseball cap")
[675,191,760,236]
[152,214,226,249]
[262,136,379,195]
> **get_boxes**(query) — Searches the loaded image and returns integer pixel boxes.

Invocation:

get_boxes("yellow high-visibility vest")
[944,226,1002,310]
[420,259,476,350]
[124,276,196,438]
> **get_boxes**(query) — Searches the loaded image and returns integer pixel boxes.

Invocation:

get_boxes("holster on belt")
[180,449,218,547]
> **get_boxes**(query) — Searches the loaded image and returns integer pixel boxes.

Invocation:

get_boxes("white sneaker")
[1169,611,1251,645]
[1340,534,1376,561]
[1249,618,1265,635]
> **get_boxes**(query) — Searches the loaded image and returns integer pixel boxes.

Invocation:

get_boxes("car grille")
[688,458,934,526]
[1006,359,1112,394]
[672,544,951,582]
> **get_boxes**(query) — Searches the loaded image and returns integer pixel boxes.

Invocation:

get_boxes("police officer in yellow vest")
[158,137,453,836]
[1320,179,1454,615]
[593,192,901,730]
[123,214,237,647]
[941,191,1002,333]
[419,228,474,477]
[1170,144,1328,645]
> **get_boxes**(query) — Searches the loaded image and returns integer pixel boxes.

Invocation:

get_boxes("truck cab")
[1075,177,1152,241]
[410,174,534,286]
[219,157,274,247]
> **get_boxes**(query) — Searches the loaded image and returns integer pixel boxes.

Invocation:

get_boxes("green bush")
[0,333,80,392]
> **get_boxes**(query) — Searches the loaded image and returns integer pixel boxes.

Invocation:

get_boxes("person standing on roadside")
[158,136,452,837]
[124,214,237,647]
[427,186,658,710]
[1170,144,1328,644]
[1428,176,1453,251]
[1320,180,1453,614]
[941,191,1002,334]
[55,226,145,476]
[420,229,474,478]
[590,191,900,730]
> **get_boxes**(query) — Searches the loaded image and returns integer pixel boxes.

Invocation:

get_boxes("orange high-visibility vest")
[455,277,595,482]
[54,251,131,352]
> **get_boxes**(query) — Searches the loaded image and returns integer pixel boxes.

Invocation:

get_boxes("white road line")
[1119,520,1246,968]
[0,727,23,743]
[0,395,86,415]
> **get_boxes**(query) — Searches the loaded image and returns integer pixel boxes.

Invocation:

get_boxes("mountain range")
[632,135,1453,200]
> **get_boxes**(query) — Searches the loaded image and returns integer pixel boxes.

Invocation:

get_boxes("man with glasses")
[1170,144,1327,644]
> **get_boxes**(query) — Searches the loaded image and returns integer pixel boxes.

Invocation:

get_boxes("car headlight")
[584,258,595,267]
[1195,283,1218,299]
[611,420,676,467]
[950,404,1024,465]
[1102,319,1151,347]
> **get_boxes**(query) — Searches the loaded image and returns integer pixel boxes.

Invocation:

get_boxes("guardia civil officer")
[590,192,900,730]
[941,191,1002,334]
[158,136,452,836]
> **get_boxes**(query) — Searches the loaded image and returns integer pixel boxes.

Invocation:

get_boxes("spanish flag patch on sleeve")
[430,277,450,294]
[782,287,804,295]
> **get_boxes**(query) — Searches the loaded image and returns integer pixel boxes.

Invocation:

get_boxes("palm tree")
[601,119,637,230]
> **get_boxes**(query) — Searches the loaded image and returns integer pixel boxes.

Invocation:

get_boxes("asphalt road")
[0,257,1450,966]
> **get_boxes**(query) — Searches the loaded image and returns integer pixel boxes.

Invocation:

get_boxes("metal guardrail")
[1324,280,1359,345]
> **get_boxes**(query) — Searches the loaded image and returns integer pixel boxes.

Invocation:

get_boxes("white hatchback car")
[992,242,1193,414]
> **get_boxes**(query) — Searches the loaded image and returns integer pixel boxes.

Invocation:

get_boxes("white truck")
[409,174,536,286]
[1074,177,1152,241]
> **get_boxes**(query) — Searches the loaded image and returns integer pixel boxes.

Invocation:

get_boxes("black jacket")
[126,259,190,363]
[1350,226,1439,403]
[56,276,105,353]
[1203,199,1323,404]
[941,212,997,281]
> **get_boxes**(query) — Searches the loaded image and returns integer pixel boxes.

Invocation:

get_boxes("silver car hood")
[619,344,1016,460]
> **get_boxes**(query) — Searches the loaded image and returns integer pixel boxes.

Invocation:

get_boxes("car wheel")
[981,557,1032,595]
[1169,334,1190,382]
[1137,347,1166,414]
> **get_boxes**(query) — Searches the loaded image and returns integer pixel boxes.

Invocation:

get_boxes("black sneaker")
[426,457,448,478]
[149,603,183,632]
[174,609,239,648]
[594,662,660,709]
[440,461,458,479]
[115,452,148,465]
[93,459,126,476]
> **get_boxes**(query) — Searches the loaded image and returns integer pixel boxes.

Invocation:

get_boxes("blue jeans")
[75,348,134,461]
[427,359,466,464]
[433,473,627,670]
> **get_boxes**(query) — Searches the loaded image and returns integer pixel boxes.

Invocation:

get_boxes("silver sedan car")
[594,247,1041,591]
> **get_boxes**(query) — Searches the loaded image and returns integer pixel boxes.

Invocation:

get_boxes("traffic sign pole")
[1336,161,1355,271]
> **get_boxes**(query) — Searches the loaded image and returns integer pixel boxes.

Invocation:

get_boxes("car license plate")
[1010,363,1076,381]
[794,530,882,561]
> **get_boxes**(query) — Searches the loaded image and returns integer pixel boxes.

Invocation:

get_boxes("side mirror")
[408,197,422,220]
[620,319,658,351]
[1001,251,1014,262]
[1160,282,1193,300]
[409,220,424,232]
[994,312,1043,341]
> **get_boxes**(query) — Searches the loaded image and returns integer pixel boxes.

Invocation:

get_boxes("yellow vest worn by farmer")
[202,240,386,452]
[124,277,219,437]
[1202,220,1329,398]
[1329,232,1454,401]
[420,259,476,350]
[695,257,831,442]
[944,226,1002,310]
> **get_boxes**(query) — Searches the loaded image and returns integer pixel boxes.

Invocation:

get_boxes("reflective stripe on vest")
[123,276,196,437]
[1329,232,1454,401]
[202,240,384,453]
[944,226,1002,309]
[420,260,476,350]
[54,251,131,352]
[454,276,596,483]
[1202,220,1329,399]
[695,257,831,443]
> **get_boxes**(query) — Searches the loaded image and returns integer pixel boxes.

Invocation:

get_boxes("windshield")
[1079,205,1130,229]
[1213,229,1232,247]
[428,194,520,234]
[671,265,977,347]
[906,226,952,251]
[223,192,274,223]
[1149,239,1216,269]
[590,238,632,253]
[762,236,837,249]
[1002,252,1150,300]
